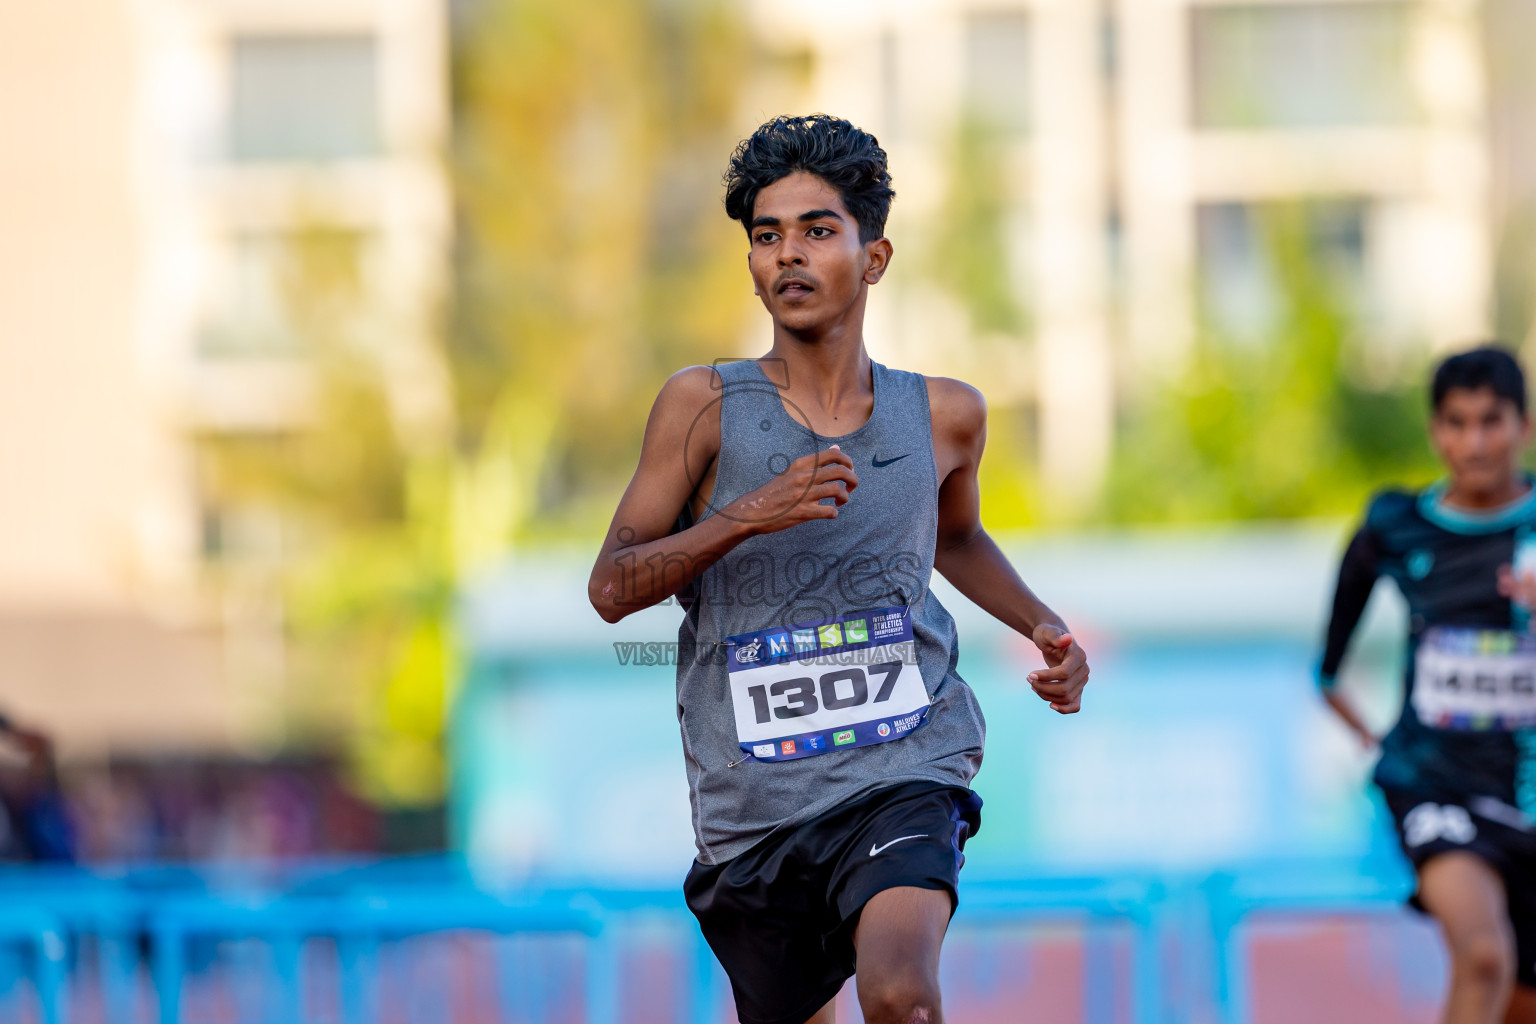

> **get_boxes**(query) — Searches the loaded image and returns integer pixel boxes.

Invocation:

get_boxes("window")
[195,435,289,562]
[230,35,381,162]
[199,234,299,356]
[963,11,1031,136]
[1197,199,1369,343]
[1191,4,1413,128]
[199,230,369,357]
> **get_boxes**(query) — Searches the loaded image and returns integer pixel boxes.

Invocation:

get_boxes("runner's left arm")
[927,378,1088,714]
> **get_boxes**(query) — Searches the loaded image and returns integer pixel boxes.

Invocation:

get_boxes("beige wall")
[0,0,165,610]
[0,0,449,758]
[0,613,233,755]
[0,0,230,756]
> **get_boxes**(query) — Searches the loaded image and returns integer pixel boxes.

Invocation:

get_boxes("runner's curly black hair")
[1433,345,1527,415]
[723,115,895,244]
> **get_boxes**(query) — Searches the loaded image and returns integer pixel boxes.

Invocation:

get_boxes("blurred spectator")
[64,755,387,863]
[0,724,397,864]
[0,713,76,862]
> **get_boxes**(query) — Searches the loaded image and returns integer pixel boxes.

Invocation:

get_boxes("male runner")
[1319,347,1536,1024]
[588,115,1089,1024]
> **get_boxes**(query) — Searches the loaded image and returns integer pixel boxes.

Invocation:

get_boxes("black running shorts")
[1382,784,1536,986]
[683,780,983,1024]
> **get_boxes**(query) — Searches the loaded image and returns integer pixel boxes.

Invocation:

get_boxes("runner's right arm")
[588,366,859,623]
[1317,515,1383,747]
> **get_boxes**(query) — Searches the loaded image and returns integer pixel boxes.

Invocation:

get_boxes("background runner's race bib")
[1414,626,1536,731]
[725,607,930,761]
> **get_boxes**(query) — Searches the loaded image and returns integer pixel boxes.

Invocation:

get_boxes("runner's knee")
[1451,929,1516,990]
[858,975,941,1024]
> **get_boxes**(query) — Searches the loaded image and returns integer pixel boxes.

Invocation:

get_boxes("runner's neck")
[1441,474,1533,512]
[758,346,875,436]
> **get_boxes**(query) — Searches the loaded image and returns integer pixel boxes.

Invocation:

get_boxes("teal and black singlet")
[1320,481,1536,806]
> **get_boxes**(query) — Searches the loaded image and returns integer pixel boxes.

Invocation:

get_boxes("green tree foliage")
[452,0,751,539]
[926,116,1041,530]
[930,116,1028,337]
[197,224,456,807]
[200,0,753,809]
[1101,201,1438,523]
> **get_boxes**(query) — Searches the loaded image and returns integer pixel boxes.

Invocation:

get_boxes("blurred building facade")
[753,0,1508,499]
[3,0,1531,761]
[0,0,449,757]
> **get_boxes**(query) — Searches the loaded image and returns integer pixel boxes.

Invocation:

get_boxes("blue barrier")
[150,894,605,1024]
[956,875,1168,1024]
[1200,856,1418,1024]
[0,857,1427,1024]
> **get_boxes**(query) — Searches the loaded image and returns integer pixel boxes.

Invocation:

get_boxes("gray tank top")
[675,358,986,864]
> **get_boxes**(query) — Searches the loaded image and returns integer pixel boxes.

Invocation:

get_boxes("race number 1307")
[745,662,905,723]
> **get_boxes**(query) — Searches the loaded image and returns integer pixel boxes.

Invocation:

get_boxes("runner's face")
[1431,387,1530,495]
[745,172,888,332]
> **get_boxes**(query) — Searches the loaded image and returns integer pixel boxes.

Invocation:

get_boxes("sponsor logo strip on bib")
[727,607,930,761]
[1414,626,1536,731]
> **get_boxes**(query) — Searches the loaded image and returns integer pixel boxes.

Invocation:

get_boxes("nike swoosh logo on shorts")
[869,834,927,857]
[872,454,910,468]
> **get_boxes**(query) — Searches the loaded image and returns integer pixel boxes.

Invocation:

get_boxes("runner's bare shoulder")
[645,365,723,460]
[924,376,987,453]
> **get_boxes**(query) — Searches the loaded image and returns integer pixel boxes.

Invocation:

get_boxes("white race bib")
[725,606,931,761]
[1413,626,1536,731]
